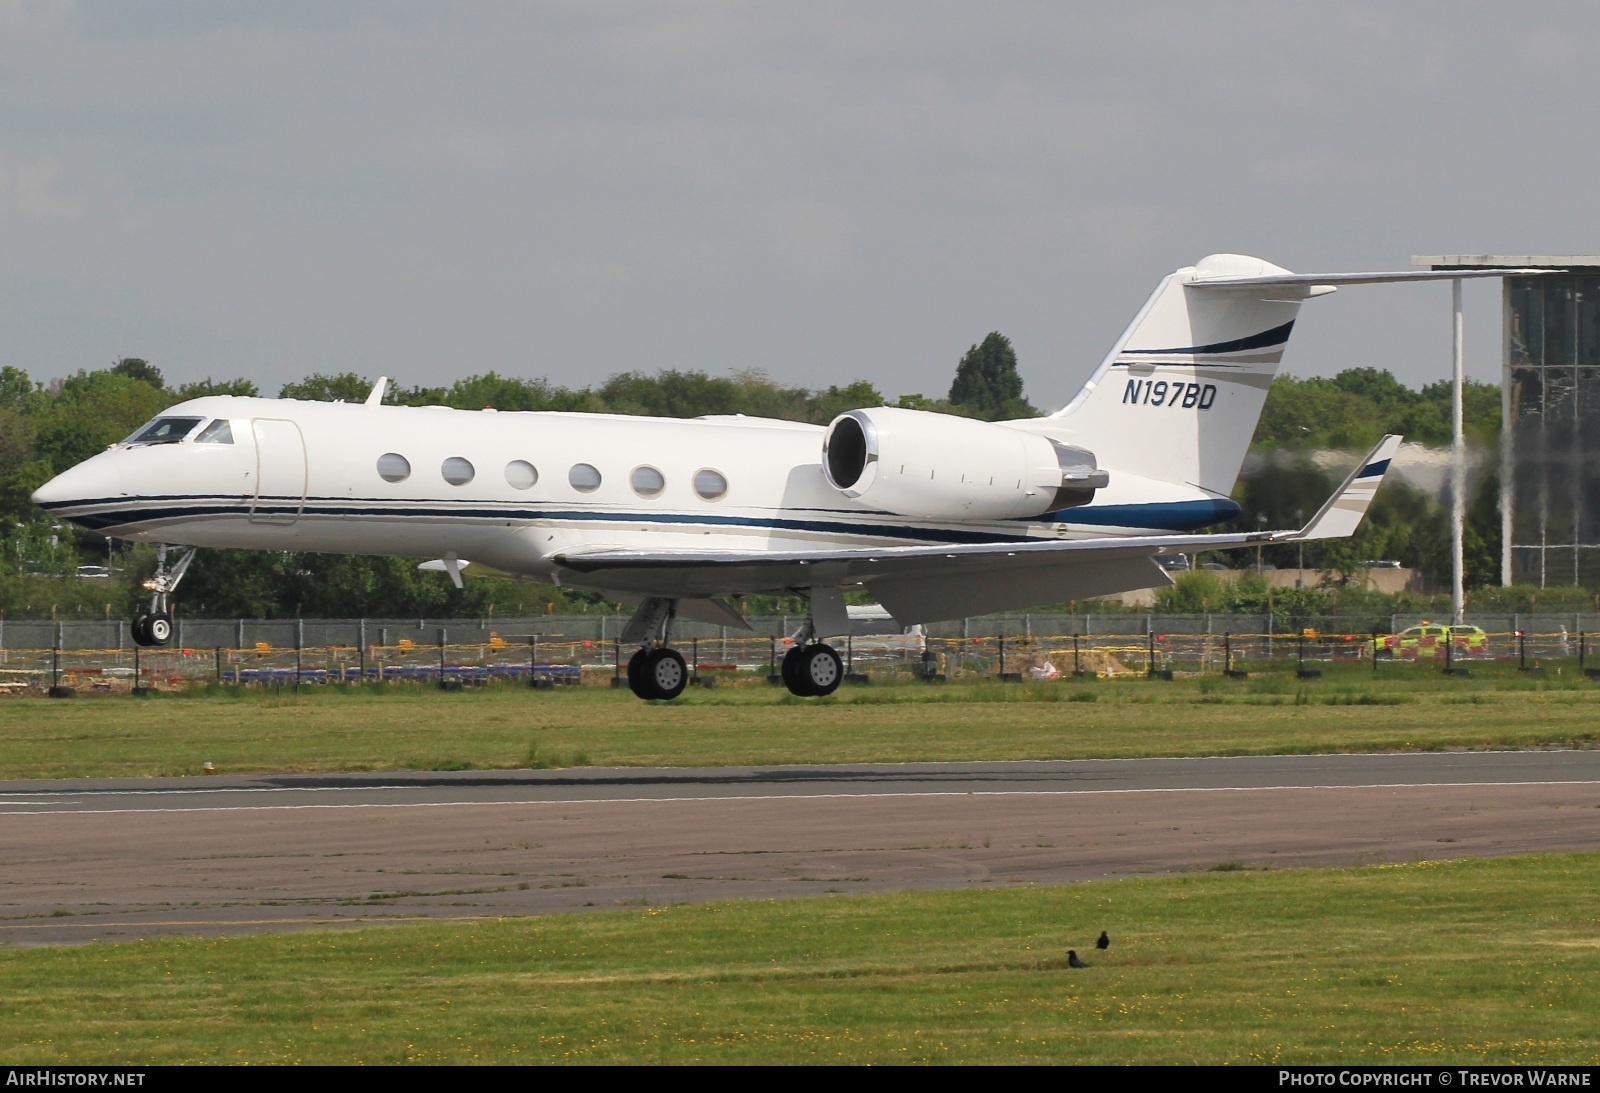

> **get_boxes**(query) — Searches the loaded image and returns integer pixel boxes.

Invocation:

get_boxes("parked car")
[1379,623,1489,660]
[75,565,111,579]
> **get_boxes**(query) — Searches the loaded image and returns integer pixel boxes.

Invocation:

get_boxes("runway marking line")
[1,779,1598,816]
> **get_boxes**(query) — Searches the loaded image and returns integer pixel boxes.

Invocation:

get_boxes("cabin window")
[195,419,234,445]
[505,460,538,490]
[125,416,203,445]
[694,468,728,501]
[376,453,411,482]
[569,463,602,493]
[441,457,475,486]
[630,465,665,498]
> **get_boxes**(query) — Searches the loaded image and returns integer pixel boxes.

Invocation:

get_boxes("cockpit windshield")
[195,419,234,444]
[124,416,204,446]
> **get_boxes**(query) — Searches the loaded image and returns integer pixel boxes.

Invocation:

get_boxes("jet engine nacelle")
[822,407,1108,521]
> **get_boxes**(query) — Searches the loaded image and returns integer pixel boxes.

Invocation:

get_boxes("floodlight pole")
[1452,279,1466,624]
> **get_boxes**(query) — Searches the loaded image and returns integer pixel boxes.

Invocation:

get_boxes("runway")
[2,750,1599,946]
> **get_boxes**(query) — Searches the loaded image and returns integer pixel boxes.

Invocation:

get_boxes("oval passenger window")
[441,456,475,486]
[569,463,602,493]
[377,453,411,483]
[694,468,728,501]
[505,460,538,490]
[630,465,665,498]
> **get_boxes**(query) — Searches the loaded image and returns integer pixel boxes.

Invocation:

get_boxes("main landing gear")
[616,595,844,701]
[626,645,689,701]
[619,597,690,701]
[131,545,196,648]
[781,641,843,698]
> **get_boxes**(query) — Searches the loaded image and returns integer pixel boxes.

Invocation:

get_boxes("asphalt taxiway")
[2,750,1598,945]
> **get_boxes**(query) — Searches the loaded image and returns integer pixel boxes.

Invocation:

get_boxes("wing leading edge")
[552,435,1403,624]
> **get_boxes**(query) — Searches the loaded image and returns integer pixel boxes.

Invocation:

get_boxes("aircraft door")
[250,419,307,525]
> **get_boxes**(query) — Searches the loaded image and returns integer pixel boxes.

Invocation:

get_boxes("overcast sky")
[2,2,1597,409]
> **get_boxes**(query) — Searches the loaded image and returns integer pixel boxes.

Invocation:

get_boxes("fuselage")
[32,395,1238,593]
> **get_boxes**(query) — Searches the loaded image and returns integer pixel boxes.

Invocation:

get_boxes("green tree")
[0,366,39,413]
[1253,368,1500,450]
[178,377,260,399]
[36,370,170,461]
[279,373,375,403]
[109,358,165,389]
[0,409,36,476]
[948,333,1037,420]
[812,381,885,424]
[891,392,955,413]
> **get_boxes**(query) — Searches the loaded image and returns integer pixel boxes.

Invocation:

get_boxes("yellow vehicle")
[1379,623,1489,660]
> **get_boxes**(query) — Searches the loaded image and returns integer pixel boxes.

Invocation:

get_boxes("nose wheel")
[130,546,195,648]
[131,611,174,648]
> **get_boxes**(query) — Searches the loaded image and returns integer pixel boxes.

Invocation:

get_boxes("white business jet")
[31,254,1531,700]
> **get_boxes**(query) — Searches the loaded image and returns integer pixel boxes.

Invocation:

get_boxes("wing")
[553,435,1402,624]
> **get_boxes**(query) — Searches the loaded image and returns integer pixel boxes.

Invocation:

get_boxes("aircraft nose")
[31,455,125,515]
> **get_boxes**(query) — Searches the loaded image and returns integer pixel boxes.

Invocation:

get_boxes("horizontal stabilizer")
[1190,268,1553,288]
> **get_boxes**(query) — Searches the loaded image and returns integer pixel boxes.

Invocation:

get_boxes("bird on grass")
[1067,950,1087,968]
[1097,931,1110,950]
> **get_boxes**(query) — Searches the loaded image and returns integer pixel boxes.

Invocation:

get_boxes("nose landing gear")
[131,546,196,648]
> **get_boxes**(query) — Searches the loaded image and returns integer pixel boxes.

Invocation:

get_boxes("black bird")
[1096,931,1110,950]
[1067,950,1087,968]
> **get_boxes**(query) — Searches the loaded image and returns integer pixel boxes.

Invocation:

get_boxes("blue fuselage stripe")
[41,494,1237,539]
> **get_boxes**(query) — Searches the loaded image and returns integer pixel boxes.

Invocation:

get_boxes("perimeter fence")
[5,613,1600,693]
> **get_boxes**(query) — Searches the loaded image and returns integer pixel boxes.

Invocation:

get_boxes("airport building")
[1418,256,1600,588]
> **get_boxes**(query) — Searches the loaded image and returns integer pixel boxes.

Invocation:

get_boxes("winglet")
[1287,434,1402,541]
[365,377,389,406]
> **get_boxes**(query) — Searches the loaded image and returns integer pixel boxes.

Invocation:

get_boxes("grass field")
[1,852,1596,1064]
[1,665,1599,779]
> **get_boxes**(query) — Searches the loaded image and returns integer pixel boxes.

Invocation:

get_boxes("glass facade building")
[1418,257,1600,589]
[1503,268,1600,587]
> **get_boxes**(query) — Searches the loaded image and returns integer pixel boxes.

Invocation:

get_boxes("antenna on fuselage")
[365,377,389,406]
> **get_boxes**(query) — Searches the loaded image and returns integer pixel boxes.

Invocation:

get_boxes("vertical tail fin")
[1049,254,1316,495]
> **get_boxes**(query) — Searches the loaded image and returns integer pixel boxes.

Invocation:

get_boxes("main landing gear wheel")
[629,647,688,701]
[781,645,807,693]
[784,643,843,697]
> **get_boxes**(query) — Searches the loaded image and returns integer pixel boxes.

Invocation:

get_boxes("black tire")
[626,648,650,698]
[799,644,843,697]
[145,611,174,647]
[781,645,809,695]
[641,647,688,701]
[131,613,153,647]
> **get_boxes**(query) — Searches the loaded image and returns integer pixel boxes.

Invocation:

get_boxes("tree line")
[0,340,1511,620]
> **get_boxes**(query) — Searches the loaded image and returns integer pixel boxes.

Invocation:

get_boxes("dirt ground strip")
[2,779,1599,945]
